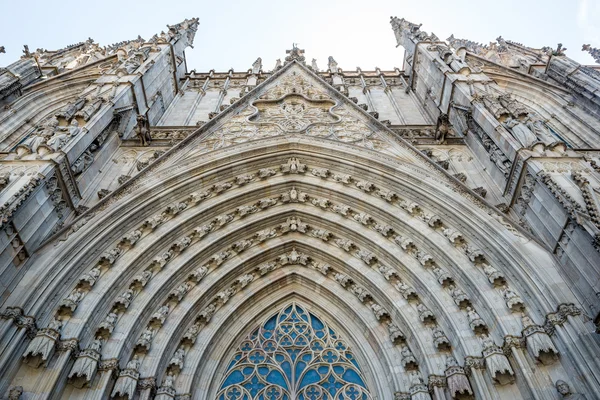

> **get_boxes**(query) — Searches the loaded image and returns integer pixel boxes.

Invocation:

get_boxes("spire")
[582,44,600,64]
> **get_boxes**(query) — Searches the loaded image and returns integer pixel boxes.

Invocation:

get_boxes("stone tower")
[0,15,598,399]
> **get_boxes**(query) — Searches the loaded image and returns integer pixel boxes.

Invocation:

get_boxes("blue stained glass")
[266,369,288,389]
[217,303,373,400]
[223,370,246,386]
[298,369,320,387]
[342,369,365,386]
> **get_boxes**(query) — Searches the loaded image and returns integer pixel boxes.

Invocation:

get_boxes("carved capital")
[138,377,157,390]
[57,338,79,353]
[428,374,446,390]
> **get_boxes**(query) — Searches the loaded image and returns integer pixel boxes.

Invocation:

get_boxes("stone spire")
[582,44,600,64]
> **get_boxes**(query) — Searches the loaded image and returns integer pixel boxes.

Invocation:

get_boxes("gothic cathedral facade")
[0,16,599,399]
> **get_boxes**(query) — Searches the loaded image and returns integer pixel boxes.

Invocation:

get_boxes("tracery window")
[217,303,373,400]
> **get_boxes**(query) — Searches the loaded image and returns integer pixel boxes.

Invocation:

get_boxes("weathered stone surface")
[0,15,598,400]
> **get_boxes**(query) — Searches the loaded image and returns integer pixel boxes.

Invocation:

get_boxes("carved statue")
[136,114,151,146]
[19,118,60,154]
[328,56,338,72]
[80,267,101,287]
[370,303,387,320]
[184,323,202,342]
[387,322,405,343]
[76,97,104,121]
[236,274,254,288]
[116,289,135,309]
[217,287,236,303]
[432,326,450,349]
[199,303,217,321]
[47,317,62,331]
[556,380,586,399]
[417,303,434,322]
[400,345,417,368]
[136,327,154,350]
[252,57,262,74]
[151,305,170,325]
[503,116,537,148]
[526,114,559,146]
[274,59,282,70]
[98,312,118,333]
[311,58,319,72]
[466,306,486,332]
[46,120,80,152]
[170,282,192,301]
[409,370,431,400]
[281,157,306,174]
[169,347,186,370]
[60,288,85,313]
[356,249,375,264]
[395,281,417,300]
[126,355,140,371]
[448,285,470,308]
[56,97,85,120]
[501,286,524,311]
[163,372,175,389]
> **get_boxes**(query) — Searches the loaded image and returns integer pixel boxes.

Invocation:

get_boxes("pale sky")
[1,0,599,72]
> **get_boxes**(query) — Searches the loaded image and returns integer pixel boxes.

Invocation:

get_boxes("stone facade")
[0,15,598,399]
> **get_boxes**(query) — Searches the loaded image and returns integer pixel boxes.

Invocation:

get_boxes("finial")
[582,44,600,64]
[285,44,305,64]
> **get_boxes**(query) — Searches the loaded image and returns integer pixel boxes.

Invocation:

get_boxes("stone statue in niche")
[526,113,562,148]
[18,118,60,154]
[46,120,81,151]
[503,116,536,148]
[76,97,104,121]
[556,380,586,399]
[55,97,86,120]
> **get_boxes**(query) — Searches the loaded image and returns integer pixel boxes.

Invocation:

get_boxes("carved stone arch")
[4,127,595,398]
[44,197,504,362]
[75,230,446,374]
[124,238,439,370]
[192,278,395,399]
[486,73,598,148]
[18,139,568,340]
[0,75,100,149]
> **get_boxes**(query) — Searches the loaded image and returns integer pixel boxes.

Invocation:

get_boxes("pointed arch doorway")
[217,303,374,400]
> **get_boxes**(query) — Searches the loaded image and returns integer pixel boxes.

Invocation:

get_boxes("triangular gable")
[46,60,537,247]
[166,60,422,164]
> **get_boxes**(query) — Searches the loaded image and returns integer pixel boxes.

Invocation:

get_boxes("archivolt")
[3,137,598,398]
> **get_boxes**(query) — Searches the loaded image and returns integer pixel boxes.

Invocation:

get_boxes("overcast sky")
[1,0,599,72]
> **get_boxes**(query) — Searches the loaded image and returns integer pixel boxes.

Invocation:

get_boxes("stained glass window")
[217,303,373,400]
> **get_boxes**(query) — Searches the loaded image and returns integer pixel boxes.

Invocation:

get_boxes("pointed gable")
[170,61,425,163]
